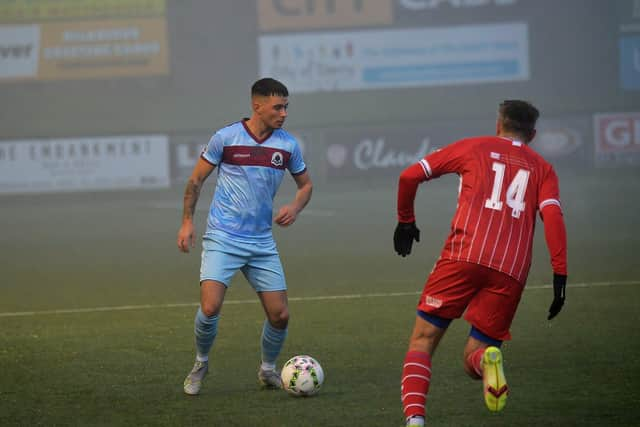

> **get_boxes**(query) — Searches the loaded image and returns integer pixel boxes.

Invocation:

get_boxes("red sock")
[466,347,485,378]
[401,351,432,420]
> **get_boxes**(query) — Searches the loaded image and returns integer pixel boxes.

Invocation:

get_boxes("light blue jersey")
[201,119,306,242]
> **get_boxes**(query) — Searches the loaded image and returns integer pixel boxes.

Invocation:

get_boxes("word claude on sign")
[325,135,431,179]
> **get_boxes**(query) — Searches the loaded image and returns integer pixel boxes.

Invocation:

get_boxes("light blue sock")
[194,307,218,362]
[260,320,287,368]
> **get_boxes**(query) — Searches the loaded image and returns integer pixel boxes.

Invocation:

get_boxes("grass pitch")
[1,169,639,426]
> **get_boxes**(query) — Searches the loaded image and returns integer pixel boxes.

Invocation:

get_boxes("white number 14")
[484,162,530,218]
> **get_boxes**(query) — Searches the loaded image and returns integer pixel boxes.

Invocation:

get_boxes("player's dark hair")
[251,78,289,98]
[498,100,539,141]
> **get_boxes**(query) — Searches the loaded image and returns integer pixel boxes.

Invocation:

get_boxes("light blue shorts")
[199,233,286,292]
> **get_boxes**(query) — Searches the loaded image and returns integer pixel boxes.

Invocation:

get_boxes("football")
[280,355,325,397]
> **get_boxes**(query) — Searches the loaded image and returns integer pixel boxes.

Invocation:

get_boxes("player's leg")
[242,239,288,389]
[463,334,491,379]
[402,313,449,427]
[184,236,241,395]
[256,290,288,388]
[403,259,476,427]
[462,330,507,412]
[184,280,226,395]
[463,267,524,412]
[195,280,226,361]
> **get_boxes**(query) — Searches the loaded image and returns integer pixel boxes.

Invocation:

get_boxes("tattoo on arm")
[183,179,201,221]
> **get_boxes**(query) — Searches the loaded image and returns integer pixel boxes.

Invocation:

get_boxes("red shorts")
[417,258,525,341]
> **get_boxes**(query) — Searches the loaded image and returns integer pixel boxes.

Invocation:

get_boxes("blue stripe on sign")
[362,60,520,83]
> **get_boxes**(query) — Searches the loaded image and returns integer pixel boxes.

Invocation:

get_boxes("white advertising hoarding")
[594,112,640,167]
[0,135,170,194]
[0,25,39,79]
[259,22,529,93]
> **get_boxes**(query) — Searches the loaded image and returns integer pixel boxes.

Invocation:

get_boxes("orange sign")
[0,0,165,23]
[258,0,392,31]
[38,18,169,80]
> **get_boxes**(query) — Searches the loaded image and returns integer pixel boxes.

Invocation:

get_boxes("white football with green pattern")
[281,355,324,397]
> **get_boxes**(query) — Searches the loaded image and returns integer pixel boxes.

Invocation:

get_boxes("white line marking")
[0,280,638,318]
[148,201,335,217]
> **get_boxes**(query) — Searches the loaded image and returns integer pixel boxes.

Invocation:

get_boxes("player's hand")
[394,222,420,257]
[177,222,196,253]
[547,273,567,320]
[274,205,298,227]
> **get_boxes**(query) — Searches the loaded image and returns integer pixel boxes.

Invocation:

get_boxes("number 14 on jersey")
[484,161,530,219]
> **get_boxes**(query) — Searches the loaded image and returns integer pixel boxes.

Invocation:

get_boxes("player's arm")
[177,157,216,253]
[539,166,568,319]
[274,170,312,227]
[541,202,568,319]
[394,141,465,257]
[394,162,428,257]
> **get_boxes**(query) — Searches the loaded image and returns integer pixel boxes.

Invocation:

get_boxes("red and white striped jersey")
[398,135,564,284]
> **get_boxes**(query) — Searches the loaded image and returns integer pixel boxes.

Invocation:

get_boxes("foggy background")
[1,0,639,195]
[2,4,640,425]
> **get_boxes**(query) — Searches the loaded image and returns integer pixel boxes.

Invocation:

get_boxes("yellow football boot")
[482,346,508,412]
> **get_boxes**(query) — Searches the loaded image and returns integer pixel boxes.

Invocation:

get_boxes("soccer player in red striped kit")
[394,100,568,426]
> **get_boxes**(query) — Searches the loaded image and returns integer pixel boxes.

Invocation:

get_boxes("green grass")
[1,169,639,426]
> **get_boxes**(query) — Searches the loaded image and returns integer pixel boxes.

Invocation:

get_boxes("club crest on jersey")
[271,151,284,167]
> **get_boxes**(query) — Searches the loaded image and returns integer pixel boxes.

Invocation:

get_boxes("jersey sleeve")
[421,139,468,179]
[538,165,561,210]
[397,163,427,223]
[287,140,307,175]
[539,165,567,276]
[201,132,224,165]
[397,140,467,222]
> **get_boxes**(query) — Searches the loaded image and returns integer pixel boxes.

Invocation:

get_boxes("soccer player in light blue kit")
[177,78,313,395]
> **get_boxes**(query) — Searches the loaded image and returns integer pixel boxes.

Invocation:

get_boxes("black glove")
[547,274,567,320]
[394,222,420,257]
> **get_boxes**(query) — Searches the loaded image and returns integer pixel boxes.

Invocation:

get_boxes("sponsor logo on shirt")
[424,295,442,308]
[222,145,290,169]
